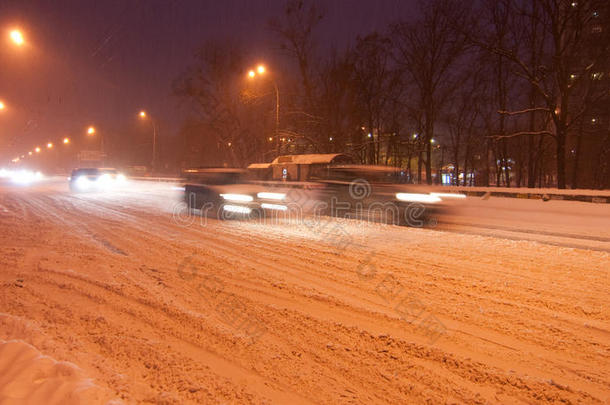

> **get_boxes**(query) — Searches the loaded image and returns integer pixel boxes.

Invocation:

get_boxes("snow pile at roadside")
[0,340,118,405]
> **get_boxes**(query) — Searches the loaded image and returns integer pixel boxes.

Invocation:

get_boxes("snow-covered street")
[0,179,608,404]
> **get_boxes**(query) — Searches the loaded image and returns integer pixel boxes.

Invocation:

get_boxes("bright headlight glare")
[220,193,253,202]
[76,176,90,190]
[117,173,127,182]
[11,170,36,184]
[396,193,442,203]
[261,203,288,211]
[257,192,286,200]
[223,204,252,214]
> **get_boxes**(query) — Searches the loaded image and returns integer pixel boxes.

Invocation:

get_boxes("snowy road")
[0,178,608,404]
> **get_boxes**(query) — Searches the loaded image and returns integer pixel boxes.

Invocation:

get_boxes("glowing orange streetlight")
[9,30,24,46]
[87,126,96,135]
[247,63,280,156]
[138,110,158,172]
[63,137,70,144]
[35,147,41,153]
[28,151,32,156]
[0,101,5,110]
[47,142,53,149]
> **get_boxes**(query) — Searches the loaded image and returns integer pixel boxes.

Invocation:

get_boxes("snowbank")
[0,340,118,405]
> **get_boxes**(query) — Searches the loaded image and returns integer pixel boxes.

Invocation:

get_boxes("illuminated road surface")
[0,179,608,403]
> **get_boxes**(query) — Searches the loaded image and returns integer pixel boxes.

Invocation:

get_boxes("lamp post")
[87,126,105,164]
[431,139,445,185]
[138,110,157,173]
[247,64,280,158]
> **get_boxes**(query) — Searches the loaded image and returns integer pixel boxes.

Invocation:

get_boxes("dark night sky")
[0,0,417,162]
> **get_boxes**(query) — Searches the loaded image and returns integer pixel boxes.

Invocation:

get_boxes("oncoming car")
[69,168,127,192]
[182,160,465,226]
[183,168,294,220]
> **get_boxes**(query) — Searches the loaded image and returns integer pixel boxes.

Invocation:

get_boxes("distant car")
[69,168,127,192]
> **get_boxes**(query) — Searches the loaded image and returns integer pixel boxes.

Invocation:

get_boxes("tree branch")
[497,107,550,115]
[488,130,553,139]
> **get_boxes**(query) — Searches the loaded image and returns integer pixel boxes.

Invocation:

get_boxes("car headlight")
[223,204,252,214]
[261,203,288,211]
[257,192,286,200]
[396,193,442,203]
[116,173,127,182]
[220,194,253,202]
[76,176,90,190]
[11,170,36,184]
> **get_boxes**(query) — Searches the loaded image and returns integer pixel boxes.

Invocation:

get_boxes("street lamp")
[247,64,280,157]
[63,137,70,144]
[86,126,105,162]
[9,29,24,46]
[47,142,53,149]
[0,101,4,110]
[35,147,40,153]
[138,110,157,173]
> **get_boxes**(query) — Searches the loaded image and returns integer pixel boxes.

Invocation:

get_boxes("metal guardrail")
[132,176,610,204]
[130,176,183,183]
[438,187,610,204]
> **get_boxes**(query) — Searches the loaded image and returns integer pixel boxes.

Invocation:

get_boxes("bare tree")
[316,49,359,154]
[475,0,610,188]
[173,39,269,166]
[445,65,484,185]
[351,33,396,164]
[392,0,471,184]
[269,0,323,147]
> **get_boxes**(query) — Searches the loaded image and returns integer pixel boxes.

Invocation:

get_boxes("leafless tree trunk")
[473,0,609,188]
[392,0,470,184]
